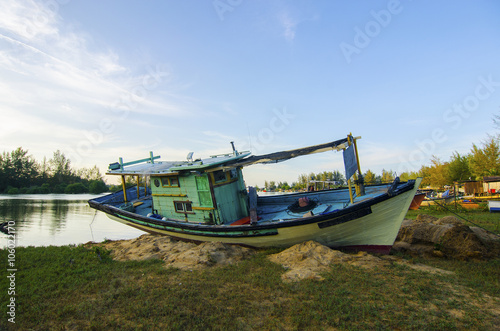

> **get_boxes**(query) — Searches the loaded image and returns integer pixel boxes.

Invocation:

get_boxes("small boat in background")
[420,189,455,206]
[488,200,500,213]
[409,192,426,210]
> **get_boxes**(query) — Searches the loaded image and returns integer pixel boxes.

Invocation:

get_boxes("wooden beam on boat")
[136,175,140,199]
[121,175,127,203]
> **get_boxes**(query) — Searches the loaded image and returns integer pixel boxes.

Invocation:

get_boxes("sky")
[1,0,499,187]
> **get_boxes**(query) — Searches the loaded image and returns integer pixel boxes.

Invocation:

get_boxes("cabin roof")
[106,152,251,176]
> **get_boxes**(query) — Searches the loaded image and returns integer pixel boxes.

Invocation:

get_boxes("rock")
[394,216,498,260]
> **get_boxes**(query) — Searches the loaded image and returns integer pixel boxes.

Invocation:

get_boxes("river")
[0,194,145,247]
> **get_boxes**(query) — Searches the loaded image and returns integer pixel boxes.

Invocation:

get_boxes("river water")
[0,194,145,247]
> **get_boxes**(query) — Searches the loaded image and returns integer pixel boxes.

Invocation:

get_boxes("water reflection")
[0,194,145,247]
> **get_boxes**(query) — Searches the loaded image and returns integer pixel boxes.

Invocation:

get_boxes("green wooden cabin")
[108,150,252,225]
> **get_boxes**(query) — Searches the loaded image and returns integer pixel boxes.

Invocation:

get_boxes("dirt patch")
[393,215,500,260]
[99,234,254,270]
[97,235,451,282]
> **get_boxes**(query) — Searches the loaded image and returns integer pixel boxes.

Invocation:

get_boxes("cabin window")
[174,201,193,213]
[213,170,227,183]
[161,176,180,187]
[229,168,238,179]
[153,179,160,187]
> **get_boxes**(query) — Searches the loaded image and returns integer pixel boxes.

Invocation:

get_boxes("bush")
[7,187,19,194]
[88,180,108,194]
[64,183,88,194]
[53,183,67,194]
[40,183,51,194]
[27,186,41,194]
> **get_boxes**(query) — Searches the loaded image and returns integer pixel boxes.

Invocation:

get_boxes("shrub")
[40,183,51,194]
[64,183,88,194]
[7,187,19,194]
[88,180,108,194]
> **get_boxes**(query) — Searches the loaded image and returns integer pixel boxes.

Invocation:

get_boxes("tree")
[363,169,376,185]
[331,170,345,185]
[425,156,450,188]
[77,165,103,181]
[469,136,500,179]
[296,174,308,189]
[0,147,39,192]
[381,169,394,183]
[419,165,432,187]
[447,152,472,182]
[11,147,39,188]
[50,150,73,184]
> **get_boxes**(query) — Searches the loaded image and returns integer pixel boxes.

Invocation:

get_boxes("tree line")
[261,134,500,191]
[0,147,108,194]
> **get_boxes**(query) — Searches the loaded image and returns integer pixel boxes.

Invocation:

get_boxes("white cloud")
[278,11,297,42]
[0,0,193,169]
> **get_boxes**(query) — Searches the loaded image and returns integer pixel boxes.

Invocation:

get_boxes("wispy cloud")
[278,10,298,42]
[0,0,188,164]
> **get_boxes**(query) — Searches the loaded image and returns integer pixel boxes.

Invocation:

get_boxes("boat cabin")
[107,149,252,225]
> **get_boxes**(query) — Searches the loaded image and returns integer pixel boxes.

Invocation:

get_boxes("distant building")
[483,176,500,194]
[462,180,483,196]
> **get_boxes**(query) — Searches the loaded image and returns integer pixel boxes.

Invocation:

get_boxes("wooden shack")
[463,180,483,195]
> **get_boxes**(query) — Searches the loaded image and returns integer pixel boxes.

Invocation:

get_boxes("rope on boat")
[89,209,98,242]
[433,200,500,238]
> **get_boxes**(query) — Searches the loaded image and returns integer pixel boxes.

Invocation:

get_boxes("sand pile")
[99,234,254,270]
[267,241,389,282]
[267,240,453,282]
[393,215,500,260]
[98,236,452,282]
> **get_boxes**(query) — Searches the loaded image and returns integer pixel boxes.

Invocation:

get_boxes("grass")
[1,241,499,330]
[1,208,498,329]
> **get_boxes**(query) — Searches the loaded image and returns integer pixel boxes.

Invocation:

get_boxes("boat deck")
[256,185,390,223]
[96,184,393,225]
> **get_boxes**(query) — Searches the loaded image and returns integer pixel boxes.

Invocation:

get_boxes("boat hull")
[409,192,426,210]
[89,179,420,253]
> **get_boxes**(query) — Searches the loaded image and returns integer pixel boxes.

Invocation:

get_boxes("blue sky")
[1,0,499,186]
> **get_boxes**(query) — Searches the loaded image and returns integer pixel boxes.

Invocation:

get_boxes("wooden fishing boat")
[88,135,421,254]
